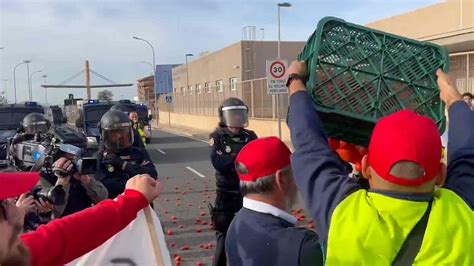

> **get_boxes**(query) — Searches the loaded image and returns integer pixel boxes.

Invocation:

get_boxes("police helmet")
[22,113,51,135]
[218,97,249,128]
[98,110,134,150]
[110,104,136,115]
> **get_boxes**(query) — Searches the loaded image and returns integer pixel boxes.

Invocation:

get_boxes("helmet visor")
[24,122,49,135]
[103,126,133,150]
[222,106,248,128]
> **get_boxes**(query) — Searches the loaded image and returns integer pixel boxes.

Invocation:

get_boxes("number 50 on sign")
[266,60,288,95]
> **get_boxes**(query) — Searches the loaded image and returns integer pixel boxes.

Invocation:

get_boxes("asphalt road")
[146,128,313,266]
[147,129,217,266]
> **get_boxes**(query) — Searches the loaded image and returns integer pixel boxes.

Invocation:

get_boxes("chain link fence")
[158,53,474,119]
[158,78,290,119]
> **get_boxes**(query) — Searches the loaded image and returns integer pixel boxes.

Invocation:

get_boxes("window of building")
[188,85,193,95]
[196,84,202,94]
[216,80,223,92]
[181,87,185,95]
[205,82,211,93]
[230,77,238,91]
[173,88,177,93]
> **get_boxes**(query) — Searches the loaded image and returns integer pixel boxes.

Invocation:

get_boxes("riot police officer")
[94,110,157,199]
[110,104,145,148]
[9,113,52,171]
[21,113,51,136]
[209,97,257,266]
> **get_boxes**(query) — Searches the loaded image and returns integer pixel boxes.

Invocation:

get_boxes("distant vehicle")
[44,105,67,126]
[0,102,44,167]
[75,99,113,143]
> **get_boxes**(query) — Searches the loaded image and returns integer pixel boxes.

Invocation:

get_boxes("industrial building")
[157,0,473,141]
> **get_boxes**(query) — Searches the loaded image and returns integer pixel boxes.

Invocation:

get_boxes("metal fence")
[158,78,289,119]
[158,53,474,119]
[449,52,474,94]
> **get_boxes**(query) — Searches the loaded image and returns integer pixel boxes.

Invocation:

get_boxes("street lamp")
[276,2,291,139]
[13,60,31,103]
[30,70,42,101]
[185,54,194,114]
[139,61,154,75]
[277,2,291,58]
[133,36,157,123]
[42,75,48,104]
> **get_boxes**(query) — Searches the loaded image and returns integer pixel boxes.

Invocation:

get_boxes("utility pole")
[85,60,91,99]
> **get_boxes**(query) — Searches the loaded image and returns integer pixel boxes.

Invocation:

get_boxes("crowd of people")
[1,60,473,265]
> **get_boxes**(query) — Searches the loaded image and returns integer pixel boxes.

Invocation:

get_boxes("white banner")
[67,207,172,266]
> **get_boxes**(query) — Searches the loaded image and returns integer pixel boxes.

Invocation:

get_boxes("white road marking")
[157,148,166,155]
[186,166,206,178]
[156,127,208,144]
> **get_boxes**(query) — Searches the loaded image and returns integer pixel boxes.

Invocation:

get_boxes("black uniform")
[95,109,157,199]
[209,126,257,266]
[95,146,157,199]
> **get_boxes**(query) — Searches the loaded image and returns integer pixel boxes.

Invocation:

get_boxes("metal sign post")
[266,59,288,139]
[165,95,172,127]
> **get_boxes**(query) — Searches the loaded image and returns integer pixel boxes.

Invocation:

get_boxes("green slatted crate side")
[298,17,449,146]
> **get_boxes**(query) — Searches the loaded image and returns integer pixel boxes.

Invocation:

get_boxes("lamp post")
[133,36,157,124]
[30,70,42,101]
[139,61,154,75]
[185,53,193,114]
[13,60,31,103]
[42,75,48,104]
[276,2,291,139]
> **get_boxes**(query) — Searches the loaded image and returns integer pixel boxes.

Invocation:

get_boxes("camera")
[53,144,97,176]
[31,185,66,205]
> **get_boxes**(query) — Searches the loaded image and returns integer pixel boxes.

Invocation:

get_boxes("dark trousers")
[213,231,227,266]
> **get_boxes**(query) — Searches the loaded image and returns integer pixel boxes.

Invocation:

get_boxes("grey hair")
[240,166,291,196]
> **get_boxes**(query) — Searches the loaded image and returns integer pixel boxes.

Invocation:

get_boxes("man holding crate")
[286,60,473,265]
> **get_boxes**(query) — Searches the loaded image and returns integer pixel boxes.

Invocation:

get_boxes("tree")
[97,90,113,101]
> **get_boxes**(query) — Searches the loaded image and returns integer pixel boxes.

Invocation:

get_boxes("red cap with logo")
[368,110,442,186]
[235,137,292,182]
[0,173,40,200]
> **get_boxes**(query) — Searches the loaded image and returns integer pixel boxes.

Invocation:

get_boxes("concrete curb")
[154,126,209,143]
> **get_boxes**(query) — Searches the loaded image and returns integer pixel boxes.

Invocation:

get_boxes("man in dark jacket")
[226,137,323,266]
[209,97,257,266]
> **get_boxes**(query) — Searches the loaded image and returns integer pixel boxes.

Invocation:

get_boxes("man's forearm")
[82,178,109,204]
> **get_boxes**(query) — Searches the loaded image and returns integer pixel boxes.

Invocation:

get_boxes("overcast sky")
[0,0,441,105]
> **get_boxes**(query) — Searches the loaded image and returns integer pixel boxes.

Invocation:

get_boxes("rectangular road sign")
[266,59,288,95]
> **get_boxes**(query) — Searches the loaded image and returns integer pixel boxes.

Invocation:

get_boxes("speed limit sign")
[266,59,288,94]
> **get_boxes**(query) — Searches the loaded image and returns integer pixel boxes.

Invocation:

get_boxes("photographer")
[0,172,161,266]
[15,193,53,232]
[38,157,108,218]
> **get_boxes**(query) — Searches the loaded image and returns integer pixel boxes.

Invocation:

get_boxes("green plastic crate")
[298,17,448,146]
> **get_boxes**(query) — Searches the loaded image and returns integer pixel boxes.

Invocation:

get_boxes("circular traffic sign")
[270,61,286,79]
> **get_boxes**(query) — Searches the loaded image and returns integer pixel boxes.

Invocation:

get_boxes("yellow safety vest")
[326,189,473,265]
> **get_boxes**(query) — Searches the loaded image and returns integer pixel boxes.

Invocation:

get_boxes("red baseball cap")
[0,172,40,200]
[235,137,292,182]
[368,110,442,186]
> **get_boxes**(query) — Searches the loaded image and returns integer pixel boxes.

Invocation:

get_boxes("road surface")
[148,129,216,266]
[147,128,312,266]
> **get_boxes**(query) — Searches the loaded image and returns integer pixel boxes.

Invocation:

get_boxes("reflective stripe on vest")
[326,188,473,265]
